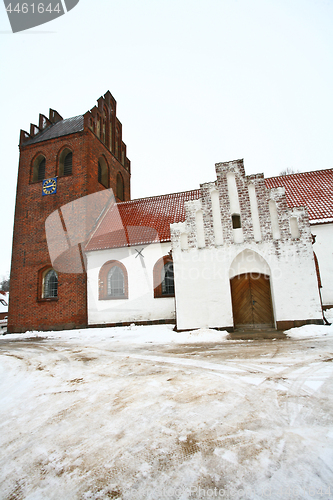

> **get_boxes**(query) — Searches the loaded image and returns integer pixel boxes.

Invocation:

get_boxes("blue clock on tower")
[42,178,57,196]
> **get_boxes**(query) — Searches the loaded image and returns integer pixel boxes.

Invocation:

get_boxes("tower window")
[232,214,241,229]
[116,172,124,201]
[98,162,101,182]
[58,148,73,176]
[98,157,109,188]
[63,152,72,176]
[38,158,46,181]
[32,155,46,182]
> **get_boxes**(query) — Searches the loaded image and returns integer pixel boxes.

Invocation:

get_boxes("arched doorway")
[230,273,274,328]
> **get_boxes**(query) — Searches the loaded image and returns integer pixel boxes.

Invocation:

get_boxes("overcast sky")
[0,0,332,279]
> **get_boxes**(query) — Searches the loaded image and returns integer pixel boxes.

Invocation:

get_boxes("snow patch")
[286,323,333,339]
[4,324,229,344]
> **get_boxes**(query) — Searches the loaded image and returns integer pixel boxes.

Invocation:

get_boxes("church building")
[8,92,333,333]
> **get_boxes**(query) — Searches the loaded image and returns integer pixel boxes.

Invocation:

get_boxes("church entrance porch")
[230,273,275,329]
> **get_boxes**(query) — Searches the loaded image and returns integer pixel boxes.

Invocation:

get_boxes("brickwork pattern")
[200,182,216,248]
[8,92,131,333]
[171,159,312,254]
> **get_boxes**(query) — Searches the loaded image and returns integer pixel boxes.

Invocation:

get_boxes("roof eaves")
[311,218,333,225]
[266,167,333,182]
[117,188,201,206]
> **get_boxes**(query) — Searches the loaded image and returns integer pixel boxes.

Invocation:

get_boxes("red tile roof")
[86,169,332,251]
[265,169,333,223]
[86,189,200,251]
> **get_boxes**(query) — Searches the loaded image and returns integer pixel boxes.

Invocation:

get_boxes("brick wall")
[8,93,131,333]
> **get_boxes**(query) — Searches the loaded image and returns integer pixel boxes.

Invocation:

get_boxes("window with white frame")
[107,266,125,298]
[43,268,58,298]
[99,261,128,300]
[153,256,175,298]
[161,261,174,295]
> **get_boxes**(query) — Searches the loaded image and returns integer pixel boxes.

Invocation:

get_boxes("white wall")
[171,160,324,330]
[173,247,234,330]
[268,242,323,323]
[312,222,333,306]
[172,238,323,331]
[86,160,329,330]
[86,242,175,325]
[86,236,324,330]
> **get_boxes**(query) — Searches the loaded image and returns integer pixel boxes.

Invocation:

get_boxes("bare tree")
[279,167,300,176]
[0,276,10,292]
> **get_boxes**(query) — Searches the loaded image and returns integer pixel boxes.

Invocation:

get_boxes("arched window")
[38,158,46,181]
[63,152,72,175]
[162,261,174,295]
[99,261,128,300]
[98,157,109,188]
[116,172,124,201]
[107,266,125,297]
[153,256,175,298]
[40,268,58,299]
[58,148,73,176]
[32,155,46,182]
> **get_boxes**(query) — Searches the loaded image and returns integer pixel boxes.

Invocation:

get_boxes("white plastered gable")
[171,159,323,331]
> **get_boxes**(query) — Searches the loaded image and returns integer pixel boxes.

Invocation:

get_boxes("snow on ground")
[325,307,333,323]
[1,324,229,345]
[0,322,333,500]
[286,308,333,340]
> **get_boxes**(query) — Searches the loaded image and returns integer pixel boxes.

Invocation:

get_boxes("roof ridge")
[61,114,84,121]
[38,114,83,133]
[119,188,201,205]
[267,168,333,181]
[24,114,85,145]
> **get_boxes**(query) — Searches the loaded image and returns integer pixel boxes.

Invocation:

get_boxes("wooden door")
[230,273,274,328]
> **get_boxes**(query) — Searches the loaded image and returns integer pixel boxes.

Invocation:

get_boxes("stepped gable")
[87,167,333,251]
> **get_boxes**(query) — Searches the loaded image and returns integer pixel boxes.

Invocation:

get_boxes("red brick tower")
[8,91,131,333]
